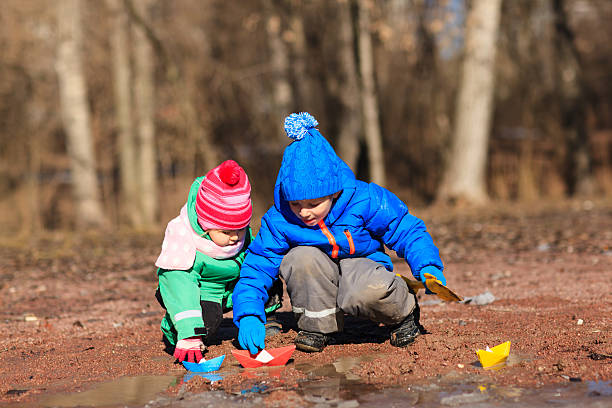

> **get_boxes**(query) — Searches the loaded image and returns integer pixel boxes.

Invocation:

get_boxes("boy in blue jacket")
[232,112,446,353]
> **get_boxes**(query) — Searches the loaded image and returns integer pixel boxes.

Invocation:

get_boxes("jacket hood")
[186,176,209,238]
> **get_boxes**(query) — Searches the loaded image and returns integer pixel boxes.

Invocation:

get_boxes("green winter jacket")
[157,177,253,344]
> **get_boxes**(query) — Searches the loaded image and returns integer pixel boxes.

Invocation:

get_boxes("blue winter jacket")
[232,162,443,326]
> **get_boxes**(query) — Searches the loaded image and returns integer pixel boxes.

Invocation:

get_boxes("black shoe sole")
[390,331,419,347]
[389,313,420,348]
[295,341,325,353]
[294,331,327,352]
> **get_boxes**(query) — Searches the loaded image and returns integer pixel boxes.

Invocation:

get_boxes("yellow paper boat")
[476,341,511,368]
[396,273,463,302]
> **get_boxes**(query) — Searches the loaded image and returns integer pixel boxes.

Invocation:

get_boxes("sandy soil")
[0,199,610,406]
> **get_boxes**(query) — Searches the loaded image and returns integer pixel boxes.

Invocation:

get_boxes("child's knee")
[283,246,325,264]
[280,246,334,282]
[339,277,391,309]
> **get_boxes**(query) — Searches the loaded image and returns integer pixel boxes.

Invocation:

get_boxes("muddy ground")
[0,199,611,407]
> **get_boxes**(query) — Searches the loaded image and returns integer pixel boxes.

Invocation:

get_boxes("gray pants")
[279,246,415,334]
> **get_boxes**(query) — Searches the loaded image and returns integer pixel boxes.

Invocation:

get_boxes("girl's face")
[288,192,339,226]
[207,228,247,247]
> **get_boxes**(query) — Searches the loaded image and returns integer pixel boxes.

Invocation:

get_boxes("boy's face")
[208,228,247,247]
[288,192,339,226]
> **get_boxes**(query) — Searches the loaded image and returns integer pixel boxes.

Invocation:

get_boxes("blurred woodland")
[0,0,611,233]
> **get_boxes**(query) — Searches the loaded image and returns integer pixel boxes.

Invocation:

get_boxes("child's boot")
[389,311,420,347]
[294,330,329,352]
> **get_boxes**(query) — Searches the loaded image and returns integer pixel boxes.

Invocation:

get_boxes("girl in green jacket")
[155,160,281,363]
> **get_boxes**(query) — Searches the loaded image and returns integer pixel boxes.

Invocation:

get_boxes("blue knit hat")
[278,112,344,201]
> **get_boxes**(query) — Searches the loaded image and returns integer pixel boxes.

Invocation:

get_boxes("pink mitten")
[173,336,205,363]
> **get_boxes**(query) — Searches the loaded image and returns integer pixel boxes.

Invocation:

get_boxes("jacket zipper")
[318,220,339,258]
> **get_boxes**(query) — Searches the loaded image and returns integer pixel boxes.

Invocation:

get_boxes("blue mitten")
[238,316,265,355]
[420,265,446,295]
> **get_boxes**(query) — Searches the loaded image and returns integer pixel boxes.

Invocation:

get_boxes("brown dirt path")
[0,199,610,405]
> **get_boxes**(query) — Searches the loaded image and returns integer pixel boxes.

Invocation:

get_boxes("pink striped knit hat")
[195,160,252,230]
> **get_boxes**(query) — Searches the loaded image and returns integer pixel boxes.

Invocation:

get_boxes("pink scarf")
[155,205,245,270]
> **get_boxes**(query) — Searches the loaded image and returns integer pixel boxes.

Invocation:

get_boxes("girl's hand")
[174,336,205,363]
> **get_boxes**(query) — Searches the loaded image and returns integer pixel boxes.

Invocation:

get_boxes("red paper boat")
[231,345,296,368]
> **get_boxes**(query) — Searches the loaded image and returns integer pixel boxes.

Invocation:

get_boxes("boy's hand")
[238,316,265,354]
[174,336,205,363]
[420,266,446,294]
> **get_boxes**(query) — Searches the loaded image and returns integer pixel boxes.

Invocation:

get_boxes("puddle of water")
[295,354,378,380]
[588,380,612,397]
[40,375,179,407]
[55,356,607,408]
[351,380,612,408]
[294,354,381,403]
[503,380,612,407]
[290,353,612,408]
[183,372,224,383]
[332,355,378,380]
[38,354,611,408]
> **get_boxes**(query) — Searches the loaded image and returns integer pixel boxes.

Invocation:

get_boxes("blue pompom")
[284,112,319,141]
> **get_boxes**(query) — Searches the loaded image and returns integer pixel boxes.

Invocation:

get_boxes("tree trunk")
[176,33,219,173]
[357,0,385,186]
[552,0,594,196]
[107,0,141,226]
[265,0,293,140]
[26,130,42,234]
[183,81,219,174]
[132,0,158,225]
[289,2,309,108]
[438,0,502,205]
[55,0,107,228]
[336,0,362,171]
[126,0,219,178]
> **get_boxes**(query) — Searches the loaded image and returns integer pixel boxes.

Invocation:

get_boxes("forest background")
[0,0,611,233]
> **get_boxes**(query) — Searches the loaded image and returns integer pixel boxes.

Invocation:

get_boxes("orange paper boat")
[231,345,296,368]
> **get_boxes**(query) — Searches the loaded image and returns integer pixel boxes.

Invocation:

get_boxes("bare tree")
[107,0,141,226]
[55,0,107,228]
[552,0,594,196]
[4,0,612,235]
[265,0,293,140]
[126,0,220,177]
[335,0,362,171]
[132,0,158,225]
[288,1,309,109]
[357,0,385,186]
[438,0,502,204]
